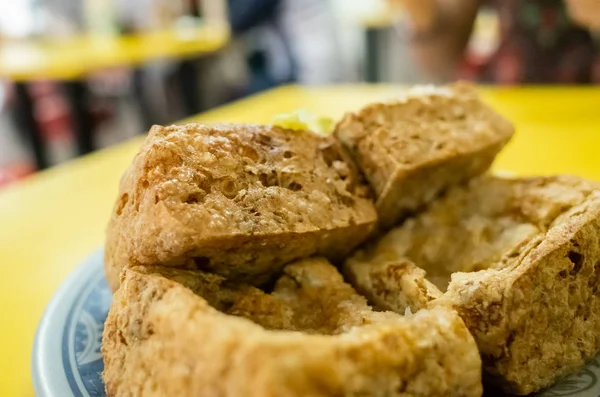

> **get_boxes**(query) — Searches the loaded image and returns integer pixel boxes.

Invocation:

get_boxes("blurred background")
[0,0,598,188]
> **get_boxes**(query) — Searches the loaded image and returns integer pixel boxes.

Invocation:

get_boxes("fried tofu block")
[105,123,377,291]
[345,175,600,394]
[102,258,482,397]
[334,83,514,228]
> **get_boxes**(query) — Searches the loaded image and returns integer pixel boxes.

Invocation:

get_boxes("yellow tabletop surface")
[0,24,230,82]
[1,84,600,395]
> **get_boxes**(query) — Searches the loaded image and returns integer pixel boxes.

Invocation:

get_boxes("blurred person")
[227,0,284,93]
[229,0,343,88]
[277,0,344,83]
[390,0,600,83]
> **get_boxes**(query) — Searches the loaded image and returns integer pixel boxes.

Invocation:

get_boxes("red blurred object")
[35,91,72,141]
[0,162,35,188]
[29,81,115,144]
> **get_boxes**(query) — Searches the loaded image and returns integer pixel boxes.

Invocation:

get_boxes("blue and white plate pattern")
[32,251,600,397]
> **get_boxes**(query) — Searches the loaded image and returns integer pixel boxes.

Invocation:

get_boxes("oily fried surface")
[102,258,482,397]
[105,123,377,291]
[345,175,600,394]
[334,82,514,228]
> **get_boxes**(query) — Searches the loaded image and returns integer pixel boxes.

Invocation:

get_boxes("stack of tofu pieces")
[102,82,600,397]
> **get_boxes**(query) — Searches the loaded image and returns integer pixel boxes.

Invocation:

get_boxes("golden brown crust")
[440,190,600,394]
[102,258,483,397]
[105,123,377,291]
[344,175,600,394]
[334,83,514,228]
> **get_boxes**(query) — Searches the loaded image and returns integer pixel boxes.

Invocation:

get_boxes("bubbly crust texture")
[334,83,514,228]
[345,175,600,394]
[105,123,377,291]
[102,258,483,397]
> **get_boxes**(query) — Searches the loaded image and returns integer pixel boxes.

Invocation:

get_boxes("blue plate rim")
[32,250,105,397]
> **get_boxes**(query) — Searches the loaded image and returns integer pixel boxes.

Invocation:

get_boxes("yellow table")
[1,85,599,396]
[0,25,230,81]
[0,24,230,170]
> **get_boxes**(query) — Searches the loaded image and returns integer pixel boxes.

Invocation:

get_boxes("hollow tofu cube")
[345,175,600,394]
[102,258,483,397]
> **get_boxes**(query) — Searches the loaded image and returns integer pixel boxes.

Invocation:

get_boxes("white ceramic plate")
[32,251,600,397]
